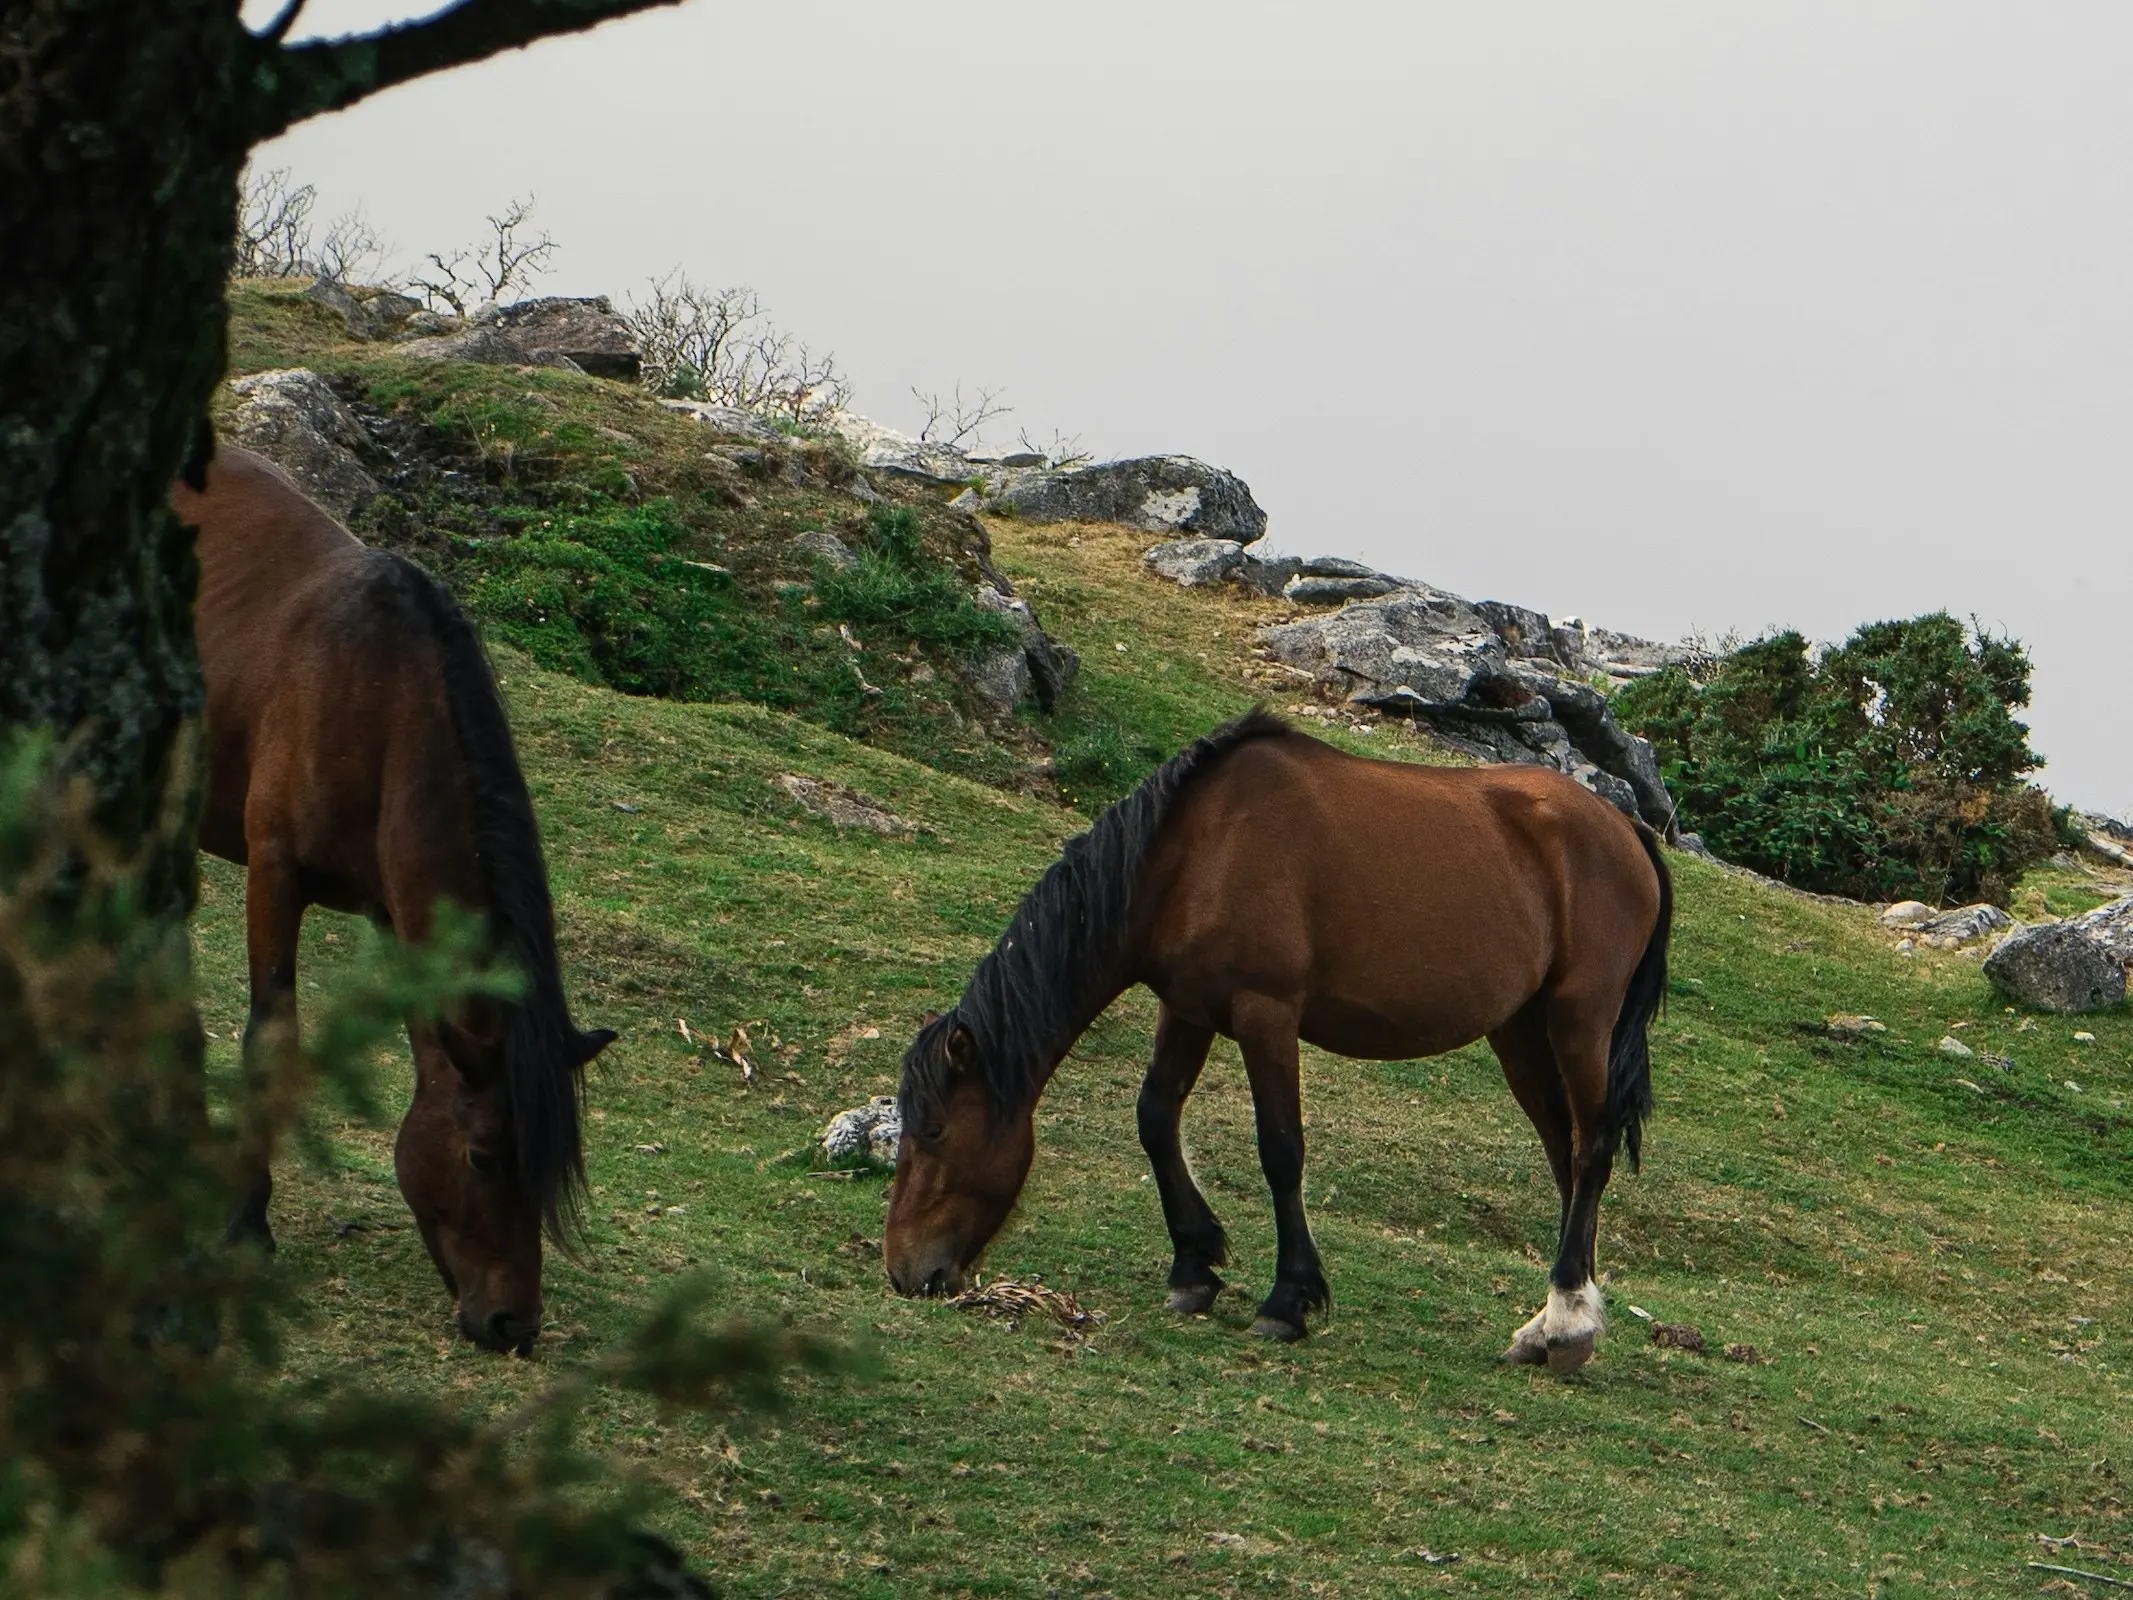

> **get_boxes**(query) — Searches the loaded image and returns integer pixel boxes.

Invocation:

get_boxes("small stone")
[1880,901,1934,929]
[821,1096,902,1165]
[2073,1031,2096,1043]
[1937,1036,1975,1058]
[1143,537,1246,587]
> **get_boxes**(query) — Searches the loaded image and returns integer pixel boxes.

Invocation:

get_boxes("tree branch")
[244,0,683,140]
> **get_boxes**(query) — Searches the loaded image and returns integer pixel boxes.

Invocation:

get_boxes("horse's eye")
[467,1146,500,1177]
[921,1123,946,1145]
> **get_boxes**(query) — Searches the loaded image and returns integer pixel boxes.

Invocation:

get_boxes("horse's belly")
[1298,994,1494,1063]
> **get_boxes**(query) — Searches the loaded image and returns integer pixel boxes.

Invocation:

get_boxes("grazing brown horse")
[885,710,1671,1370]
[171,446,614,1354]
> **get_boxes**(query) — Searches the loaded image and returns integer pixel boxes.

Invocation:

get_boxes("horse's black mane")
[901,708,1293,1129]
[390,555,588,1246]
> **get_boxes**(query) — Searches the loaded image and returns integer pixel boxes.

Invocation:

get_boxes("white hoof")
[1538,1281,1605,1373]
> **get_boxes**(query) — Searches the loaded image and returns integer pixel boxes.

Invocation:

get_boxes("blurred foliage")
[0,732,849,1597]
[1613,612,2055,904]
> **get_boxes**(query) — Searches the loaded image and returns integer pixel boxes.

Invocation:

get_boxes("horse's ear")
[574,1028,618,1067]
[920,1009,941,1026]
[944,1023,978,1077]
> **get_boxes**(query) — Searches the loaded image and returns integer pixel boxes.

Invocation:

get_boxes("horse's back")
[1137,731,1661,1057]
[176,446,461,898]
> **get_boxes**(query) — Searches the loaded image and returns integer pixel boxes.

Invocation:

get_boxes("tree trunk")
[1,0,249,1089]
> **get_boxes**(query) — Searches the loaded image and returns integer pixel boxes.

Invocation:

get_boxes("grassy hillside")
[193,295,2133,1597]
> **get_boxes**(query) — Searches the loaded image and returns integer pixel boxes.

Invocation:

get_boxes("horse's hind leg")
[1528,1002,1619,1374]
[1234,993,1328,1342]
[1488,1005,1575,1367]
[229,844,304,1249]
[1138,1004,1227,1314]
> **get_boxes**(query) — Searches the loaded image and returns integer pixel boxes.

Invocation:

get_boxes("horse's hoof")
[1166,1282,1221,1315]
[1501,1333,1549,1366]
[1249,1315,1307,1343]
[1546,1334,1595,1374]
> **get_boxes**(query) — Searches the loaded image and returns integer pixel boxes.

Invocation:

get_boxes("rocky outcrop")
[220,368,380,520]
[477,297,641,380]
[304,279,422,341]
[820,412,977,487]
[2065,894,2133,965]
[992,456,1268,543]
[1143,538,1245,587]
[1260,584,1676,833]
[971,585,1079,715]
[1984,923,2127,1013]
[397,324,583,371]
[1915,903,2013,948]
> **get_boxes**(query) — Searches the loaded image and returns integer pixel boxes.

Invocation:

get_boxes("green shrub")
[1613,614,2054,905]
[812,505,1021,661]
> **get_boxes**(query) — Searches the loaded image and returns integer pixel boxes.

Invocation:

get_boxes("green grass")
[191,641,2133,1599]
[196,296,2133,1595]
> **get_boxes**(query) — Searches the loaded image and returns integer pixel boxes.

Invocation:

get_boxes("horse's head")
[883,1015,1035,1298]
[395,1005,615,1354]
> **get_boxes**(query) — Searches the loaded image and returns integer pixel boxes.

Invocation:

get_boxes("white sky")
[255,1,2133,814]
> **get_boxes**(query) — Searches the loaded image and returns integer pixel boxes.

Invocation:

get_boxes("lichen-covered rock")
[660,399,786,443]
[822,1096,902,1164]
[220,368,379,520]
[819,411,976,486]
[304,279,422,341]
[1983,923,2126,1013]
[787,529,857,571]
[398,324,581,371]
[1143,537,1245,587]
[477,296,641,380]
[1918,904,2013,945]
[972,585,1078,714]
[1285,573,1397,605]
[991,455,1268,543]
[2065,894,2133,965]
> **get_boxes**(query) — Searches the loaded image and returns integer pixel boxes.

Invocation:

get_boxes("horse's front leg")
[1137,1003,1227,1313]
[228,845,304,1249]
[1234,994,1329,1341]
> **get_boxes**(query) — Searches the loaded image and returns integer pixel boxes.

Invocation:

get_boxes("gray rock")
[1880,901,1934,928]
[220,368,379,521]
[399,308,464,338]
[477,296,641,381]
[1261,587,1677,833]
[1284,574,1398,605]
[996,451,1048,468]
[1477,600,1572,665]
[946,487,982,513]
[1983,923,2126,1013]
[2065,894,2133,964]
[968,646,1033,715]
[991,455,1267,543]
[398,324,582,371]
[972,585,1078,713]
[847,474,882,504]
[1295,555,1381,579]
[1144,537,1245,587]
[660,399,786,443]
[821,1096,902,1164]
[1235,555,1302,596]
[820,411,975,486]
[787,530,857,571]
[1918,903,2014,945]
[303,279,422,341]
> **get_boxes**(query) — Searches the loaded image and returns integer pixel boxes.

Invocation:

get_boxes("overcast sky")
[255,1,2133,814]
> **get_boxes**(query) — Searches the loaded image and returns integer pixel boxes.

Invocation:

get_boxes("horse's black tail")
[1603,824,1672,1173]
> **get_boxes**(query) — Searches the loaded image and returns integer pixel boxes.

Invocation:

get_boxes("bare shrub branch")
[310,208,388,286]
[1018,425,1091,468]
[624,272,849,422]
[912,383,1011,448]
[406,197,556,316]
[232,164,316,278]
